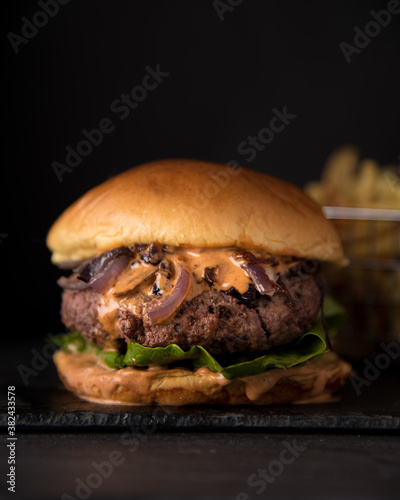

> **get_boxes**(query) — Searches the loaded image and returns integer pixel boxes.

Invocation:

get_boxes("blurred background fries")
[307,145,400,209]
[305,146,400,360]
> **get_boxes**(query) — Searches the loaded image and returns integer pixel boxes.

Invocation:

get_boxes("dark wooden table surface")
[1,341,399,500]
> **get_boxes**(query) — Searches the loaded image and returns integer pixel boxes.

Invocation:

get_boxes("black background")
[2,0,400,341]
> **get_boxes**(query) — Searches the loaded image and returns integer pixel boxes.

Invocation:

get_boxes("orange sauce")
[96,246,295,336]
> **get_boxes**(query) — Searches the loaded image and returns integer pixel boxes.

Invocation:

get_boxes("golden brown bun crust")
[53,350,352,406]
[47,159,344,264]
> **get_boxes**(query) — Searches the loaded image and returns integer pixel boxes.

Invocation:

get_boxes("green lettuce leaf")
[107,320,327,379]
[321,294,347,335]
[48,331,101,356]
[51,296,345,379]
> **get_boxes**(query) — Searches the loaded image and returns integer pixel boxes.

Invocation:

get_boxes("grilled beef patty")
[61,263,322,355]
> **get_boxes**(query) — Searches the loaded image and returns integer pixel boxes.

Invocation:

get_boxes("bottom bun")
[54,350,352,406]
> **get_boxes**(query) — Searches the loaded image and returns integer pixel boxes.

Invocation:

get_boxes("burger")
[47,159,352,405]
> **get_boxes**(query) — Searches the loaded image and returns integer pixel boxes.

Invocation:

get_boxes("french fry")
[306,146,400,359]
[305,146,400,210]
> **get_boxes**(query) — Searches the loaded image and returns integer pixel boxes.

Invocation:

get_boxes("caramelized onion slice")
[56,259,87,271]
[78,246,131,283]
[57,275,90,290]
[113,266,157,297]
[148,262,191,325]
[89,254,130,294]
[241,262,283,295]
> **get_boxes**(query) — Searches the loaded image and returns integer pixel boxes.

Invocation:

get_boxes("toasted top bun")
[47,159,344,264]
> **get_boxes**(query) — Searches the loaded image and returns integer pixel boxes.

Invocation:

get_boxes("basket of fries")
[306,146,400,360]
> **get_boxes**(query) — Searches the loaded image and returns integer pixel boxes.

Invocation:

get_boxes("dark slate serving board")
[1,348,399,432]
[1,384,399,432]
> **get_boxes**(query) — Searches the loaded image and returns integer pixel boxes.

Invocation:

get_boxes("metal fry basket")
[322,206,400,361]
